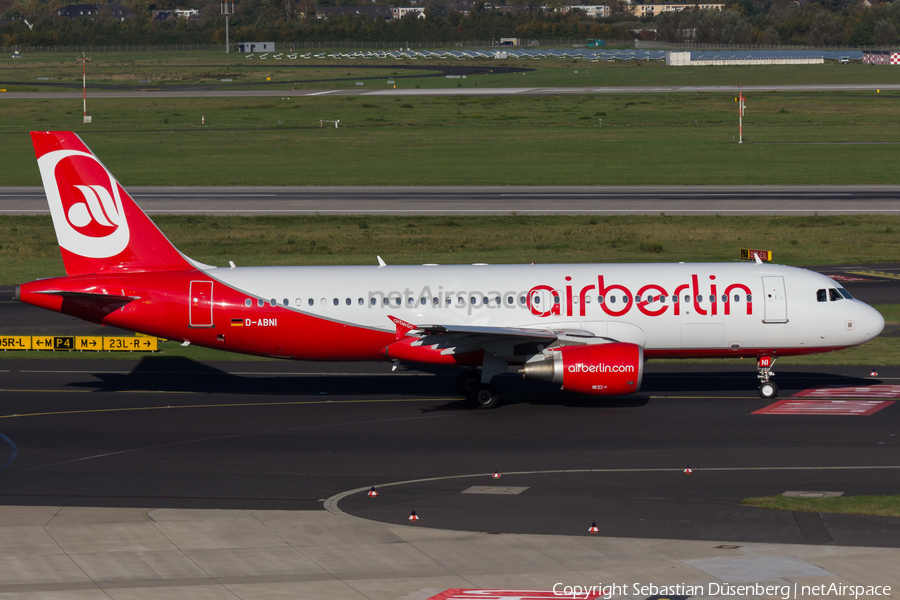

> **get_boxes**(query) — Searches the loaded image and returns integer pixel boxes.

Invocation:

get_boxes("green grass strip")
[742,495,900,517]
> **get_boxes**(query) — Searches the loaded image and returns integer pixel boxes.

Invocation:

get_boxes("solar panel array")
[278,49,864,61]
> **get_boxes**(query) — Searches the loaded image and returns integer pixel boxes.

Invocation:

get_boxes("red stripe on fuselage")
[18,269,394,361]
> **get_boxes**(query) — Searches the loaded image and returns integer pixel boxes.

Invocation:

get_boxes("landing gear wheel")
[469,383,501,409]
[456,370,480,396]
[759,381,778,399]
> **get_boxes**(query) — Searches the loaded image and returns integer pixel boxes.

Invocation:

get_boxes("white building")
[391,6,426,19]
[560,5,611,18]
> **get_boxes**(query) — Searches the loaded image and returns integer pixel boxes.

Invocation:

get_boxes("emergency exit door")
[189,280,214,328]
[761,276,787,323]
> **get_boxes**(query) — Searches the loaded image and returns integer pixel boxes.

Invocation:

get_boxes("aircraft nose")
[859,303,885,339]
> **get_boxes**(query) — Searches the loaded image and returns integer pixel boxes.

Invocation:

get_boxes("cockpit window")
[829,288,843,301]
[838,288,853,300]
[816,289,827,303]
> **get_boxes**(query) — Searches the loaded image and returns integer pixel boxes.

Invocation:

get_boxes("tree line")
[2,0,898,47]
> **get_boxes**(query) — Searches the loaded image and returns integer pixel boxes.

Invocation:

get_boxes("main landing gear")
[456,370,501,409]
[757,355,778,399]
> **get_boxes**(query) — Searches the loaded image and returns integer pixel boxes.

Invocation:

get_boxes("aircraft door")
[189,280,214,328]
[761,276,787,323]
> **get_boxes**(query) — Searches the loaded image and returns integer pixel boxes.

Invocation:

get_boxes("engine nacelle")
[522,342,643,396]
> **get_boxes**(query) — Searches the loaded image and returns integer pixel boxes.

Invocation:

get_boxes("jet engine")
[522,342,643,396]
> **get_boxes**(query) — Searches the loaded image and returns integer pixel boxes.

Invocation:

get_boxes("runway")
[5,185,900,215]
[3,84,900,99]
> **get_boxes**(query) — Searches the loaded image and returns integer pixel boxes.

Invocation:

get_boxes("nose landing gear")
[757,355,778,399]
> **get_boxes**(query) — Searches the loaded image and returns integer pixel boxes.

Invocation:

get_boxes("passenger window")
[747,294,752,302]
[672,295,678,303]
[733,294,740,302]
[553,296,560,304]
[709,295,715,303]
[433,298,439,306]
[519,296,526,305]
[407,298,414,306]
[333,298,339,306]
[295,298,301,306]
[371,298,377,306]
[283,299,289,307]
[829,288,842,301]
[395,298,401,306]
[636,295,642,303]
[308,298,314,306]
[623,296,629,303]
[258,298,265,307]
[507,296,514,305]
[344,298,350,306]
[585,296,591,303]
[245,298,252,307]
[660,296,667,303]
[471,297,477,305]
[696,295,703,303]
[684,295,690,303]
[358,298,364,306]
[457,297,464,305]
[598,296,604,304]
[446,298,452,305]
[817,289,827,302]
[420,298,427,305]
[533,295,541,305]
[610,296,616,304]
[320,298,326,306]
[721,295,727,303]
[483,297,489,305]
[270,299,276,307]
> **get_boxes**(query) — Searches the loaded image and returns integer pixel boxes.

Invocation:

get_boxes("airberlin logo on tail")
[37,150,130,259]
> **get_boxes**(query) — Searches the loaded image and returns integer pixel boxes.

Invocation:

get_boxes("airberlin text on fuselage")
[365,274,753,319]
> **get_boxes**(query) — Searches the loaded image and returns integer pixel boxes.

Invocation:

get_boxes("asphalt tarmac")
[5,185,900,215]
[1,267,899,546]
[0,358,897,547]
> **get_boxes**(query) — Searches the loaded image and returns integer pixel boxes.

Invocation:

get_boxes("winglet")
[377,256,386,268]
[388,315,417,340]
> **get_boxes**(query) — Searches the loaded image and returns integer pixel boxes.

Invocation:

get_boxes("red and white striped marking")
[753,399,895,416]
[793,385,900,398]
[829,274,874,282]
[427,591,602,600]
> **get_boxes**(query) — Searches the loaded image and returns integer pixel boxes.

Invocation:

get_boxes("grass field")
[4,214,900,283]
[3,92,900,186]
[742,495,900,517]
[5,51,900,89]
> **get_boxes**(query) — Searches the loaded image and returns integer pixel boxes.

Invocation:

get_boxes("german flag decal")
[231,318,244,326]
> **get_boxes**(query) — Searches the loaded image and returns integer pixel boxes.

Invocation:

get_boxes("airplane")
[17,131,885,408]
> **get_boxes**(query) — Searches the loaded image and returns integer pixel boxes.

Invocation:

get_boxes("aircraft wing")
[406,323,605,357]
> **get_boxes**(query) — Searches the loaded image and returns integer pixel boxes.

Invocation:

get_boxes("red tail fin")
[31,131,191,276]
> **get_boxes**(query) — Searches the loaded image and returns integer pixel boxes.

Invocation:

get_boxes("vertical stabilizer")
[31,131,191,275]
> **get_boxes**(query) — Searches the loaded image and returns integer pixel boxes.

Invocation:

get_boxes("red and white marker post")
[76,53,91,124]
